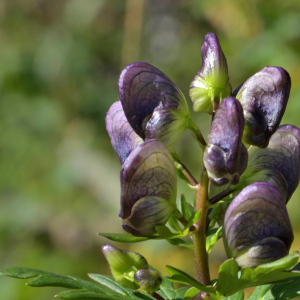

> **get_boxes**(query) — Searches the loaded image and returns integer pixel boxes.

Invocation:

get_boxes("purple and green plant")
[2,33,300,300]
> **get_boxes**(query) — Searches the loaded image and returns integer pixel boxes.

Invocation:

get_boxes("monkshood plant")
[2,33,300,300]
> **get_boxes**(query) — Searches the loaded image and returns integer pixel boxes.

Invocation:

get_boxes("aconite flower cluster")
[3,32,300,300]
[106,32,299,273]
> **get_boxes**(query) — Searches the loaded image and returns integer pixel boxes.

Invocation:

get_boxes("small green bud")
[134,269,162,292]
[101,244,148,289]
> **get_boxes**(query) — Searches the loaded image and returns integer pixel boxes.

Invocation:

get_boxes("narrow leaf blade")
[88,274,130,296]
[98,233,150,243]
[165,265,214,294]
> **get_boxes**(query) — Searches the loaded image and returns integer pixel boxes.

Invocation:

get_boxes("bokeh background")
[1,0,300,299]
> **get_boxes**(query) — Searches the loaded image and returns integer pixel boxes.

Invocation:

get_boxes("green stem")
[174,159,198,187]
[208,185,236,205]
[174,209,189,227]
[149,292,165,300]
[193,170,211,294]
[188,119,206,150]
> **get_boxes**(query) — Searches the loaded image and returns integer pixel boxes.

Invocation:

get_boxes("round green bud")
[134,269,162,292]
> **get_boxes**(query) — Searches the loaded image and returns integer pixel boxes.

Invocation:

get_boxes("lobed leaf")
[165,265,214,295]
[216,252,300,298]
[0,267,130,299]
[261,263,300,300]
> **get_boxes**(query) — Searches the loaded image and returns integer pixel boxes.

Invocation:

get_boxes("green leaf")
[216,259,240,297]
[175,287,189,299]
[183,210,201,235]
[206,226,222,254]
[223,290,244,300]
[0,267,102,292]
[98,233,150,243]
[156,277,176,300]
[167,238,193,250]
[246,285,273,300]
[155,226,176,239]
[168,213,182,233]
[179,193,192,221]
[0,267,133,300]
[165,265,214,295]
[216,252,300,298]
[184,287,200,300]
[55,290,118,299]
[261,263,300,300]
[88,274,130,296]
[254,252,299,275]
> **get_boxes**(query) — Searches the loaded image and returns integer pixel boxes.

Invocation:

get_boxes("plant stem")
[193,170,211,295]
[174,160,198,187]
[208,185,236,205]
[175,209,189,227]
[188,119,206,149]
[149,292,165,300]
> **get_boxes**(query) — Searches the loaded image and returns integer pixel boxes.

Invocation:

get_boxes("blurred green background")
[1,0,300,299]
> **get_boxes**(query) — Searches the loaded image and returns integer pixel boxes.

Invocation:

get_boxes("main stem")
[193,170,211,293]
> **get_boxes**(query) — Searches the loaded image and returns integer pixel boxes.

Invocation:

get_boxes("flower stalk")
[193,169,211,298]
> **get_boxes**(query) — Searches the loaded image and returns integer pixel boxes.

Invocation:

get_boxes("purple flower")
[120,139,177,236]
[223,182,293,268]
[235,66,291,147]
[119,62,190,148]
[204,97,247,186]
[106,101,143,165]
[242,124,300,202]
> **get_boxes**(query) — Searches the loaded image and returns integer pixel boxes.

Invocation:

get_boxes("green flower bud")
[190,33,231,114]
[134,269,162,292]
[101,244,148,289]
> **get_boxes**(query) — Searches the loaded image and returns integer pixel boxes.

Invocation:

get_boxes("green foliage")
[165,265,214,295]
[206,226,222,254]
[248,262,300,300]
[182,210,201,235]
[216,252,300,298]
[223,291,244,300]
[0,267,156,300]
[179,193,193,221]
[246,285,272,300]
